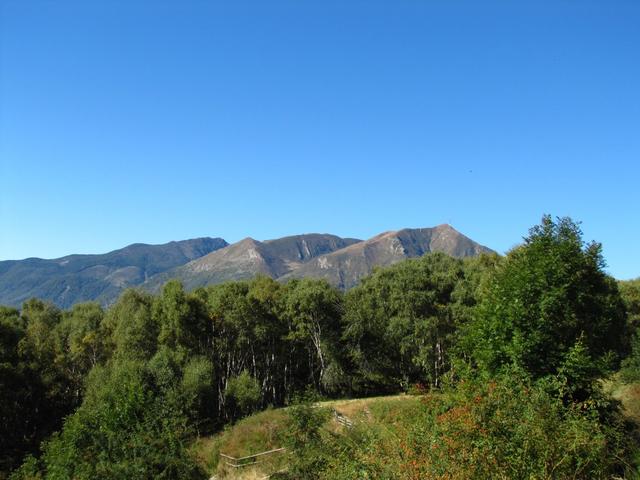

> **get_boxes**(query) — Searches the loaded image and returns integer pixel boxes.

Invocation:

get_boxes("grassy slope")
[191,382,640,479]
[608,378,640,424]
[190,395,421,479]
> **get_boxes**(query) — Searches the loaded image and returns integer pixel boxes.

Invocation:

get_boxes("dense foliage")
[620,279,640,382]
[342,252,500,393]
[465,216,627,382]
[1,216,638,479]
[18,360,203,479]
[3,277,350,478]
[620,278,640,331]
[279,370,636,480]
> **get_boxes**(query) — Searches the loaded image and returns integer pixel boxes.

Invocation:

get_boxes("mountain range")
[0,225,494,308]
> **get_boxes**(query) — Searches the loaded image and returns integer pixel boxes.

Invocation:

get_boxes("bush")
[225,370,261,420]
[621,332,640,383]
[11,360,204,480]
[406,371,632,479]
[277,391,331,480]
[283,372,636,479]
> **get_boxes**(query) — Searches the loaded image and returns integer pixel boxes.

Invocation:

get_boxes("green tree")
[619,278,640,333]
[18,299,60,374]
[467,215,627,380]
[343,253,472,392]
[153,280,209,355]
[181,356,215,427]
[204,280,276,418]
[620,331,640,383]
[51,302,105,405]
[103,289,157,360]
[282,279,343,392]
[225,370,261,419]
[2,300,76,476]
[14,359,204,480]
[0,307,43,475]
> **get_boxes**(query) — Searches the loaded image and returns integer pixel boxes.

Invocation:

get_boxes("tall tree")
[0,307,38,474]
[103,289,157,361]
[13,359,204,480]
[467,215,627,380]
[282,279,343,392]
[619,278,640,331]
[52,302,105,405]
[343,252,472,392]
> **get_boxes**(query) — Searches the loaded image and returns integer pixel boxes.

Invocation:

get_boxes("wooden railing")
[332,409,354,428]
[216,409,356,478]
[219,447,287,469]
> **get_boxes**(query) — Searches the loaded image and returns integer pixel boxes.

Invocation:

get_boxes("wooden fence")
[216,408,356,478]
[332,409,354,428]
[219,447,287,469]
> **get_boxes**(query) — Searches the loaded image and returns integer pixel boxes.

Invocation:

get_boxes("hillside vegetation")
[192,395,419,479]
[1,216,639,479]
[202,381,640,480]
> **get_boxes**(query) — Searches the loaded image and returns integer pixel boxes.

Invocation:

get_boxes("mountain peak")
[434,223,455,230]
[283,225,494,289]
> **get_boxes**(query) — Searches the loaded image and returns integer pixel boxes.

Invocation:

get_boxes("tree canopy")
[466,215,627,381]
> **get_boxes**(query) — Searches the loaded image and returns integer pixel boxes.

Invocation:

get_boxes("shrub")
[225,370,261,420]
[621,332,640,383]
[285,372,636,479]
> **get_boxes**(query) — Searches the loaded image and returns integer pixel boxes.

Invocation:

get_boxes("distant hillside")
[0,225,495,308]
[144,225,493,293]
[0,237,227,308]
[281,225,494,288]
[144,234,362,292]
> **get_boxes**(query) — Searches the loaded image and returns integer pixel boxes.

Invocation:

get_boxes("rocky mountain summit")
[281,225,494,289]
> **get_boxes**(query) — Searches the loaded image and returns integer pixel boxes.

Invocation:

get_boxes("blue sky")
[1,1,638,279]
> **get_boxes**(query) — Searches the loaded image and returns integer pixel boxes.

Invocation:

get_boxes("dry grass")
[190,436,219,474]
[324,394,421,433]
[611,381,640,425]
[216,409,288,458]
[324,394,411,417]
[215,456,288,480]
[191,408,289,478]
[191,395,423,479]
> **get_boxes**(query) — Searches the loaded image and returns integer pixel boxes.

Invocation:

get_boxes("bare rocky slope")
[280,224,494,289]
[143,233,362,292]
[144,225,494,293]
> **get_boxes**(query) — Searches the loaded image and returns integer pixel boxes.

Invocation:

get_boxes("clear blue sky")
[1,1,638,279]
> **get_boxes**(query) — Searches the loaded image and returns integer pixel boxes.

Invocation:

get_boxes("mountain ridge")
[281,224,494,289]
[0,237,228,308]
[0,226,495,308]
[144,233,363,291]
